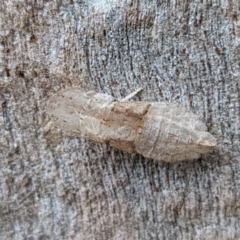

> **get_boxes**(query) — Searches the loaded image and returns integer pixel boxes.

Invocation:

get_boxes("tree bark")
[0,0,240,239]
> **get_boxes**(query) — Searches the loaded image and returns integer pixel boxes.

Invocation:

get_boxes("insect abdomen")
[135,103,216,162]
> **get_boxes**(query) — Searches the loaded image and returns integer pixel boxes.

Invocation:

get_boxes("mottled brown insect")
[46,88,216,162]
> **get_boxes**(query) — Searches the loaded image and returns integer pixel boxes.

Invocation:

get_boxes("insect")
[46,87,216,162]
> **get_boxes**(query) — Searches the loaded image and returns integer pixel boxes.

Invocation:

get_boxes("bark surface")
[0,0,240,239]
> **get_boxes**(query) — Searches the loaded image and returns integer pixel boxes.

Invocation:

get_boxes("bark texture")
[0,0,240,239]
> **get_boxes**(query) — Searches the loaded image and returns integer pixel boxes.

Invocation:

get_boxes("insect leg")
[120,88,143,102]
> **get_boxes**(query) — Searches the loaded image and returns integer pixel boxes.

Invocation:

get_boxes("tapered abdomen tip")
[197,132,217,147]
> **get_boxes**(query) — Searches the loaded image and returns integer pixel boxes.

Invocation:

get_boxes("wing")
[46,88,137,153]
[46,88,87,136]
[46,87,116,135]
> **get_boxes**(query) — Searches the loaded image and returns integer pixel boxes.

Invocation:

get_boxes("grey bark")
[0,0,239,239]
